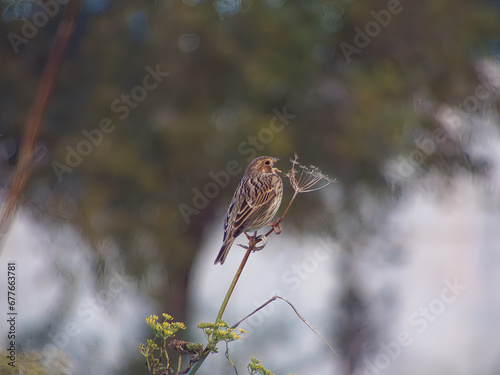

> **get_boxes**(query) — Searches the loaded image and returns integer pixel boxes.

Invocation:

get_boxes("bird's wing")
[231,175,280,237]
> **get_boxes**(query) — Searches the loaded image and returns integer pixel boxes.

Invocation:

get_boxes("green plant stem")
[187,245,253,375]
[216,245,253,322]
[186,353,206,375]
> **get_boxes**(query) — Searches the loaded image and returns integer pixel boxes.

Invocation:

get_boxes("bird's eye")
[265,160,270,165]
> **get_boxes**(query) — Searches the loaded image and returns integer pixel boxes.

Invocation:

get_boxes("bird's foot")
[251,235,268,252]
[239,233,267,251]
[244,232,255,241]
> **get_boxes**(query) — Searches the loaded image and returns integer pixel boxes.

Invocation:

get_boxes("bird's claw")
[238,234,267,251]
[252,235,267,252]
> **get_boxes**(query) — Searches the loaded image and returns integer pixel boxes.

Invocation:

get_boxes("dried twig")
[0,0,83,253]
[231,295,339,357]
[262,152,336,238]
[286,152,336,193]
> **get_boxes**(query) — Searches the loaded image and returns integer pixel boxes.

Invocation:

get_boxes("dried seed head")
[286,153,336,193]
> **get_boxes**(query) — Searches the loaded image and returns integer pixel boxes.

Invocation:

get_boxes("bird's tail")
[214,238,235,265]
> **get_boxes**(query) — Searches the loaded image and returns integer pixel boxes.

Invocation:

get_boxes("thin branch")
[231,295,339,357]
[225,341,238,375]
[0,0,83,252]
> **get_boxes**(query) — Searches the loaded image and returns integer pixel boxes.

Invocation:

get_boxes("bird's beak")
[273,158,281,173]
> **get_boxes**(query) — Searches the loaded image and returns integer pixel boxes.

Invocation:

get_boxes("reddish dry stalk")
[0,0,83,247]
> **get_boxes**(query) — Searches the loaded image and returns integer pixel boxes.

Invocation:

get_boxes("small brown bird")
[214,156,283,265]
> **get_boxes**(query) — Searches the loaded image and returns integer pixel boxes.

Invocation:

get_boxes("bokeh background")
[1,0,500,374]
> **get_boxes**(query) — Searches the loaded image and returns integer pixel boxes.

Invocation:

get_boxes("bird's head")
[246,156,281,175]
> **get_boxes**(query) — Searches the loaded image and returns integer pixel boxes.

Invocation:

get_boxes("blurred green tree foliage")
[0,0,498,324]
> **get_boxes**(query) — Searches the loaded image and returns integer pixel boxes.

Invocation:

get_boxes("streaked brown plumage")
[214,156,283,265]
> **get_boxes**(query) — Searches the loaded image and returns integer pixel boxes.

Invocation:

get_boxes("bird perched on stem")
[214,156,283,265]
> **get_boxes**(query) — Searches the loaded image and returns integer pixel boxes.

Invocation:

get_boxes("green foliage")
[139,313,187,374]
[247,357,275,375]
[139,315,248,374]
[147,314,186,341]
[0,350,71,375]
[197,320,247,354]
